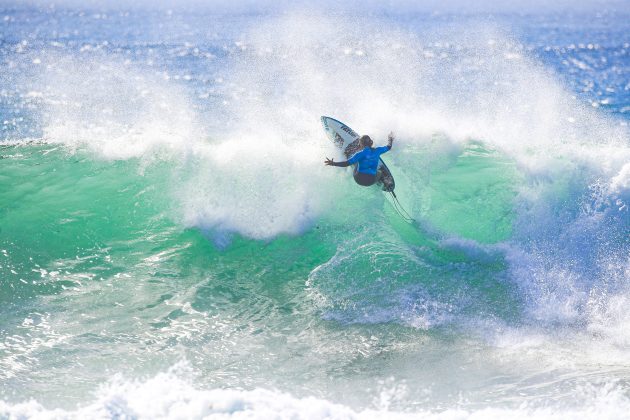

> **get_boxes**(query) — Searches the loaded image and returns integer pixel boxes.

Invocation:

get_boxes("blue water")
[1,2,629,419]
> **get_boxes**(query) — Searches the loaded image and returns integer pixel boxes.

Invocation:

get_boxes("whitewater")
[1,1,629,419]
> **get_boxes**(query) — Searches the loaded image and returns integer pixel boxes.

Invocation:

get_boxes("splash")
[25,12,628,243]
[36,53,203,162]
[2,365,630,419]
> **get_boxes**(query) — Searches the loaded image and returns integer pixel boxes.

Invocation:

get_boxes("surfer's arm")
[375,133,394,155]
[375,145,391,155]
[325,157,350,167]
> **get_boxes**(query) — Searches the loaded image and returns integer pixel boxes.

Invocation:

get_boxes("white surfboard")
[321,116,395,192]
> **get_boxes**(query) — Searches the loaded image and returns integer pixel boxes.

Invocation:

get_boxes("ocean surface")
[1,1,629,418]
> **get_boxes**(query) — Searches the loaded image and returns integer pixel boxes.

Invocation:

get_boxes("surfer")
[325,133,394,186]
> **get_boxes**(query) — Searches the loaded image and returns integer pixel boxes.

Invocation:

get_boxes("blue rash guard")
[347,146,391,175]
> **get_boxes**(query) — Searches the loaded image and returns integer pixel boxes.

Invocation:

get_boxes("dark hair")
[359,135,373,147]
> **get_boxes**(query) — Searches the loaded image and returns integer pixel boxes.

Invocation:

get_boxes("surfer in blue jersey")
[325,133,394,186]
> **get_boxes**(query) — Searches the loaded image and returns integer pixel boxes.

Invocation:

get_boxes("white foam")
[176,130,336,240]
[2,365,630,420]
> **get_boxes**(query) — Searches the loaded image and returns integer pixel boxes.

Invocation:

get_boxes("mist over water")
[1,1,629,418]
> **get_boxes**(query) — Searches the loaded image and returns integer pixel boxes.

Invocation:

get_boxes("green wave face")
[1,146,167,302]
[0,136,527,409]
[421,141,519,243]
[0,138,520,313]
[1,139,517,278]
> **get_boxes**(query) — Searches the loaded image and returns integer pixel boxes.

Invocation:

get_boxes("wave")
[3,10,628,328]
[10,12,624,239]
[1,10,629,403]
[2,364,629,420]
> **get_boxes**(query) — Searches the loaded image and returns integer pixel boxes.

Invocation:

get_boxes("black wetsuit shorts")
[354,170,377,187]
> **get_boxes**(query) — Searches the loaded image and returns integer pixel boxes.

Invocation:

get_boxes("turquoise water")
[1,3,630,419]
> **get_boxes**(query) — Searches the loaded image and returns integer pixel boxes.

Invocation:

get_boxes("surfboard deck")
[321,116,395,192]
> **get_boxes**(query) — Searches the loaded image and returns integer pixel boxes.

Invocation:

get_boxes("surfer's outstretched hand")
[324,157,335,166]
[388,132,395,147]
